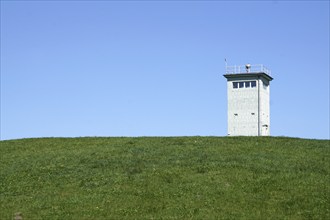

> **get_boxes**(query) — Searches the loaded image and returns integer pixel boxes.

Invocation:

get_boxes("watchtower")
[223,64,273,136]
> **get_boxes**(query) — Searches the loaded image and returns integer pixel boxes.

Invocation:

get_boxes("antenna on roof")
[225,58,228,73]
[245,63,251,73]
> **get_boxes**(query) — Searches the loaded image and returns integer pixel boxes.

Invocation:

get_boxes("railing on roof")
[225,64,271,76]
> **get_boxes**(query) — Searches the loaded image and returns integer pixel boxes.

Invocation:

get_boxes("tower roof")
[223,64,273,81]
[224,72,273,81]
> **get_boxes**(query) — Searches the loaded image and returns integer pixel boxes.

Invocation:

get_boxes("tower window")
[233,81,257,89]
[263,82,268,89]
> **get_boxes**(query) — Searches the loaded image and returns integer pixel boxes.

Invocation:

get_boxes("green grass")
[0,136,329,219]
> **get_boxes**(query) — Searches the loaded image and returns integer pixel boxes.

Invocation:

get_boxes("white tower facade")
[224,64,273,136]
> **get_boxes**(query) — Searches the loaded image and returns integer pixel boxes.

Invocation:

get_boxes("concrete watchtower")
[224,64,273,136]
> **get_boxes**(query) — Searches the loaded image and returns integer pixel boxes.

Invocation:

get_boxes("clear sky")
[1,1,329,140]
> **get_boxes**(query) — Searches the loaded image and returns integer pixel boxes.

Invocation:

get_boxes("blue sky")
[1,1,329,140]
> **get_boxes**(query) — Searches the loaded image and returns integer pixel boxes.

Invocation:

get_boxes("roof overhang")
[223,72,273,81]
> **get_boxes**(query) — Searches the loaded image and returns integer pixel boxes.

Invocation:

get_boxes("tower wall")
[224,70,273,136]
[259,78,271,135]
[227,76,259,136]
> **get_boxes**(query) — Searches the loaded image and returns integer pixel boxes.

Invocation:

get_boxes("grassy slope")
[0,136,329,219]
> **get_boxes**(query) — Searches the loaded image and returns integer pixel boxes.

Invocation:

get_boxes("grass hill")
[0,136,329,219]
